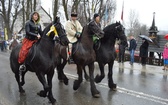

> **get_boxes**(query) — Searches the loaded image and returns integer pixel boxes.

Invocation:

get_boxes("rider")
[65,12,83,64]
[18,11,42,71]
[88,13,102,49]
[90,13,101,28]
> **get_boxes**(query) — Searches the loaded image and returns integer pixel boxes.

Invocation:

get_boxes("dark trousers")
[141,57,147,65]
[118,50,125,62]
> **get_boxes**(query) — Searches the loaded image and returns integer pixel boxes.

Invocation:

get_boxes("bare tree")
[25,0,39,21]
[26,0,30,20]
[62,0,69,20]
[0,0,22,39]
[63,0,116,26]
[140,24,148,35]
[71,0,81,13]
[127,9,149,38]
[53,0,59,19]
[127,9,140,38]
[0,0,42,39]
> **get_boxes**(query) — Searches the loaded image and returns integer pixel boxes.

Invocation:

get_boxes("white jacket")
[65,20,83,43]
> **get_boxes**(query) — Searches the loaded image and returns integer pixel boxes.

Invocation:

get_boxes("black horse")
[56,22,126,92]
[93,21,127,89]
[72,23,104,98]
[54,41,69,85]
[10,17,69,104]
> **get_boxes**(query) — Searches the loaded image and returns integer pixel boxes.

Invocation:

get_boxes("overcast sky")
[41,0,168,31]
[115,0,168,30]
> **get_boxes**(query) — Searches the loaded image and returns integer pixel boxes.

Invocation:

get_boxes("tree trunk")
[34,0,36,11]
[62,0,69,20]
[53,0,59,19]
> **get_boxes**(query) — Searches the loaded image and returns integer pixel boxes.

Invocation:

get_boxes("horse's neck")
[101,36,116,47]
[80,29,94,47]
[37,35,55,54]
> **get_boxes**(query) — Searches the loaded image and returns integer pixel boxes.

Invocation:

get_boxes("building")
[136,12,167,66]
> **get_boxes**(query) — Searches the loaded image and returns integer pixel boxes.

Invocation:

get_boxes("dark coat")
[25,12,42,40]
[129,39,137,51]
[139,40,149,57]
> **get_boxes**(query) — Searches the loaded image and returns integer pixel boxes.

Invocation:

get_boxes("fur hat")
[71,12,77,17]
[93,13,99,19]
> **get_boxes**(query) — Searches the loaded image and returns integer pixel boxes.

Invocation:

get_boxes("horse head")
[46,16,69,46]
[115,21,127,43]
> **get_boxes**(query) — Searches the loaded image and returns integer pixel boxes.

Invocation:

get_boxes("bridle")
[115,24,125,39]
[46,22,66,39]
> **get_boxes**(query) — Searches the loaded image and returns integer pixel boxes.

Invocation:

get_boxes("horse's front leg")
[108,61,117,90]
[20,70,27,86]
[57,58,69,85]
[95,63,105,83]
[73,65,83,90]
[36,72,49,97]
[88,63,100,98]
[47,69,56,104]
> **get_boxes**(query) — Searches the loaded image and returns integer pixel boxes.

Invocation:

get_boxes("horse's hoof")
[20,81,25,86]
[94,74,102,83]
[111,87,117,91]
[20,92,26,96]
[37,90,47,97]
[19,89,25,93]
[51,101,58,105]
[48,98,57,105]
[109,83,117,90]
[73,80,81,90]
[59,80,64,82]
[63,78,69,85]
[92,89,100,98]
[93,93,100,98]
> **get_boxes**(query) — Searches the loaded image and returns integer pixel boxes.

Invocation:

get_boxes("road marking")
[64,72,168,105]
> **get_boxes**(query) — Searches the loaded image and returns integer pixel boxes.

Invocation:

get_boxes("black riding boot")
[68,56,74,64]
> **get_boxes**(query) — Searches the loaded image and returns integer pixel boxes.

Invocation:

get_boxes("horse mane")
[35,23,53,44]
[102,23,119,42]
[42,23,53,36]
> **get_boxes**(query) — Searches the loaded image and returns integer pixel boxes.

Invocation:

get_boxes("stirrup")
[19,64,26,71]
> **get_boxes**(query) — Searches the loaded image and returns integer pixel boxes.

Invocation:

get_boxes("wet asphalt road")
[0,51,168,105]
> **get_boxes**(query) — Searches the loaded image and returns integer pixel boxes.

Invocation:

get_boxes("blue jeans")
[130,50,135,63]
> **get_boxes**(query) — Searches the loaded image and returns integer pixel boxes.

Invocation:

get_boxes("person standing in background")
[163,42,168,70]
[129,35,137,65]
[118,40,128,63]
[139,39,149,66]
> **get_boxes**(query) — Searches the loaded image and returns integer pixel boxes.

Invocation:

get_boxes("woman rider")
[18,11,42,71]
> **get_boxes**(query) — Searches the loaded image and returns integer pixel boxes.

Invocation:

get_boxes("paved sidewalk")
[113,61,167,75]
